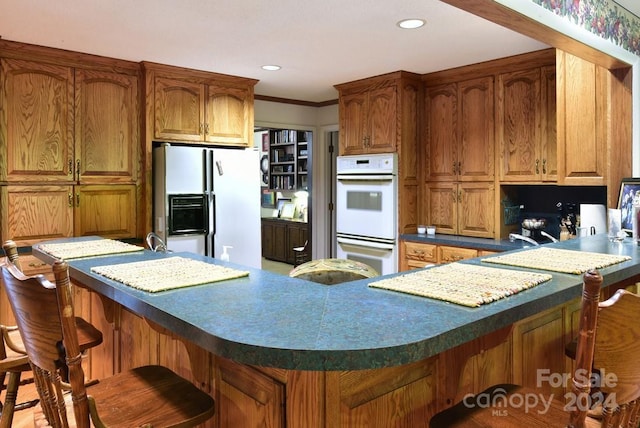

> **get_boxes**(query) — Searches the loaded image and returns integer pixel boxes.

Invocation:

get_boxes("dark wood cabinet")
[261,218,308,264]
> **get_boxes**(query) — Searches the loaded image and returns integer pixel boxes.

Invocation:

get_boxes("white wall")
[255,100,339,259]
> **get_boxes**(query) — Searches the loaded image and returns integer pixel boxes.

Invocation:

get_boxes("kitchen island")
[32,235,640,427]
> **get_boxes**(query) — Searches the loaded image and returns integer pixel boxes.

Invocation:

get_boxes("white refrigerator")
[153,143,262,268]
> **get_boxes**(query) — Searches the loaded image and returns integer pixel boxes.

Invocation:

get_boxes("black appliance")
[167,194,208,236]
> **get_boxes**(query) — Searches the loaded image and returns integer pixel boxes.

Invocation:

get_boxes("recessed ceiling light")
[397,18,425,29]
[261,65,281,71]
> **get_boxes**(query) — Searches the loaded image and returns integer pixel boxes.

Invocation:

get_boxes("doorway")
[254,126,313,274]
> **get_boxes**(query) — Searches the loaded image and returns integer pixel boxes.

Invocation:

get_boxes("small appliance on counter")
[579,203,607,235]
[520,218,557,243]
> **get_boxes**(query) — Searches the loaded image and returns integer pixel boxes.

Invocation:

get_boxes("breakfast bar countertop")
[32,235,640,371]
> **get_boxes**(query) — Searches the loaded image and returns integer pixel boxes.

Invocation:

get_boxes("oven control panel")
[336,153,397,175]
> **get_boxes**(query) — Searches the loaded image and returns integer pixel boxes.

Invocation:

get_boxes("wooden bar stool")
[1,240,103,427]
[1,259,215,428]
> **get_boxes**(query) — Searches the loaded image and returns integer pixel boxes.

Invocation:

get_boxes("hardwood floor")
[1,372,39,427]
[261,258,294,275]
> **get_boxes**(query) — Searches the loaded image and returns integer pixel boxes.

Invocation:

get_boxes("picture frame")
[261,189,275,208]
[280,202,296,219]
[276,197,291,216]
[617,177,640,232]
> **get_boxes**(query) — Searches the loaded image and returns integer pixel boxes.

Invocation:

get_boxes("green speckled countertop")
[32,235,640,371]
[400,233,533,251]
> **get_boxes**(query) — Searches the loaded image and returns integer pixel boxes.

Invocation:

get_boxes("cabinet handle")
[76,193,80,207]
[542,159,547,174]
[68,159,73,176]
[28,261,47,268]
[205,123,210,134]
[457,161,461,175]
[199,123,204,134]
[76,159,81,181]
[453,161,457,174]
[458,190,462,203]
[68,193,73,207]
[451,189,457,202]
[535,159,540,174]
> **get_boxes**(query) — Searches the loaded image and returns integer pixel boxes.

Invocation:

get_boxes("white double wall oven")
[336,153,398,275]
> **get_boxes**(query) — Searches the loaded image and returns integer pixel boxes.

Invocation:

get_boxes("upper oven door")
[336,174,396,240]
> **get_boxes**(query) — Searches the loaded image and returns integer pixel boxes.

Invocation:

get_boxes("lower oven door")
[336,235,397,276]
[336,174,396,240]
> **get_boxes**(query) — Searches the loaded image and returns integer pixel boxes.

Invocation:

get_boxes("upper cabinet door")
[556,51,605,185]
[205,84,252,146]
[339,91,368,155]
[153,76,205,141]
[75,69,139,183]
[0,58,74,182]
[425,83,457,182]
[457,76,494,182]
[497,68,542,182]
[366,85,397,154]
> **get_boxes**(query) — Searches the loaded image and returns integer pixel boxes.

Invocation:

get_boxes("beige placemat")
[38,239,143,260]
[369,263,552,307]
[90,256,249,292]
[482,247,631,274]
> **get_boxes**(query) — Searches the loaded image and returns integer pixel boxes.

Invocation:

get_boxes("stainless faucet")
[146,232,170,253]
[539,230,558,243]
[508,233,540,246]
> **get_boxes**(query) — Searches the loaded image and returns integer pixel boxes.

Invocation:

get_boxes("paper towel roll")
[580,204,607,234]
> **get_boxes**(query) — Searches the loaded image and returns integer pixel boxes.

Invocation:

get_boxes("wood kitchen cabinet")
[0,184,137,246]
[438,245,478,264]
[424,76,494,238]
[425,182,494,238]
[425,76,494,182]
[0,45,141,246]
[145,63,257,147]
[261,218,308,264]
[261,219,288,263]
[0,58,74,183]
[337,85,396,154]
[0,59,138,184]
[399,239,497,271]
[400,241,437,270]
[497,66,557,182]
[556,50,606,186]
[335,71,420,156]
[75,69,139,183]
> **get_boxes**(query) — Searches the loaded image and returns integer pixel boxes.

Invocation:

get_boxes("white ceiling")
[0,0,550,103]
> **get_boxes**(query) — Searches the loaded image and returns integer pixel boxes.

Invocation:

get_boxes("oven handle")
[337,236,395,250]
[336,174,394,182]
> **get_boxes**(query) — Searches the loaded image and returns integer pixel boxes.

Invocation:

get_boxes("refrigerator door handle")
[202,149,208,193]
[208,150,215,193]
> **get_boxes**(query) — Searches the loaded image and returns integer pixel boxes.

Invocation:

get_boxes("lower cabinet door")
[74,184,137,238]
[1,184,74,246]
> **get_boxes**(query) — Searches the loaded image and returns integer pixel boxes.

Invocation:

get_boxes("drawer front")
[406,260,435,270]
[403,242,437,262]
[438,246,478,264]
[20,254,52,277]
